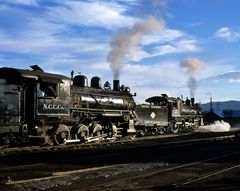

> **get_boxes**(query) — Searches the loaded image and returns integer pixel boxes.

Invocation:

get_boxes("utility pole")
[210,96,213,112]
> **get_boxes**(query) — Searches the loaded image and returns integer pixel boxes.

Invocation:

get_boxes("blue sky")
[0,0,240,104]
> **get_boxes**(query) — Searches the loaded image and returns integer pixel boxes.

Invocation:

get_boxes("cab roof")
[145,94,180,104]
[0,66,69,84]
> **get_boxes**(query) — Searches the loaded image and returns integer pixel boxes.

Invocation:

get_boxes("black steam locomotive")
[0,66,202,146]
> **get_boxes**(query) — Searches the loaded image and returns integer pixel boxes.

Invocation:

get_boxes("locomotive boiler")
[64,74,136,144]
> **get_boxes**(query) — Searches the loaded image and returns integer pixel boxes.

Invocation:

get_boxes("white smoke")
[180,57,205,97]
[107,16,164,80]
[187,77,197,98]
[198,120,231,132]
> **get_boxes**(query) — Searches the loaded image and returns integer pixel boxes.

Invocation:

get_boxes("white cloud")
[124,28,200,62]
[0,1,201,70]
[199,58,236,79]
[229,79,240,83]
[111,61,190,102]
[0,17,109,55]
[141,29,185,45]
[189,22,203,27]
[3,0,38,6]
[156,39,200,54]
[120,61,187,89]
[215,27,240,42]
[127,38,200,62]
[214,71,240,83]
[46,1,136,29]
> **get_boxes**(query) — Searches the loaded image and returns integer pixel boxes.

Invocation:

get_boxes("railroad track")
[0,132,236,172]
[0,133,215,172]
[0,133,182,154]
[0,130,237,156]
[0,133,239,190]
[174,163,240,187]
[81,150,240,191]
[2,147,240,191]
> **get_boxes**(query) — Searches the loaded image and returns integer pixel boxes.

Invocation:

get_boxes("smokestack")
[113,80,120,91]
[210,96,213,112]
[191,98,195,106]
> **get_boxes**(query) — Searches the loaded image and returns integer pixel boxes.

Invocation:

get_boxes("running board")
[65,133,109,144]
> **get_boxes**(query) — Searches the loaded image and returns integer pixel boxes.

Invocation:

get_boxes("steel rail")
[2,142,240,189]
[174,163,240,187]
[82,150,240,190]
[0,132,235,155]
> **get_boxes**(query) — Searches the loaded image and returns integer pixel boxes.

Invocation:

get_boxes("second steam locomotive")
[0,66,202,146]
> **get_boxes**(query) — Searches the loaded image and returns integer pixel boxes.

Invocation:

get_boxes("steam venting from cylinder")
[107,16,164,80]
[180,57,205,98]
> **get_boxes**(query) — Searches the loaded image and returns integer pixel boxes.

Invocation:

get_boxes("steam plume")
[180,57,205,97]
[187,77,197,99]
[107,16,164,80]
[197,120,231,132]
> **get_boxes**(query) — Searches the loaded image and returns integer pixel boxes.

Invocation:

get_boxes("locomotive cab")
[134,95,170,135]
[0,66,70,145]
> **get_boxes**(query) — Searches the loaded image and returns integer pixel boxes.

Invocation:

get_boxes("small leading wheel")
[158,127,165,135]
[171,122,179,134]
[130,134,136,140]
[192,121,200,131]
[53,125,70,145]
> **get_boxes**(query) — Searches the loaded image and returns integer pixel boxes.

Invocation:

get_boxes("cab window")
[37,83,59,98]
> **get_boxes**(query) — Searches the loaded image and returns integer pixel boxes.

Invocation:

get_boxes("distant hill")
[201,100,240,112]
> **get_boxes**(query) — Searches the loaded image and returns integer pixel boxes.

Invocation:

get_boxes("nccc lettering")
[43,104,64,110]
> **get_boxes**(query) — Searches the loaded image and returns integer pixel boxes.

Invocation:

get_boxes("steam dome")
[91,76,102,89]
[73,75,88,87]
